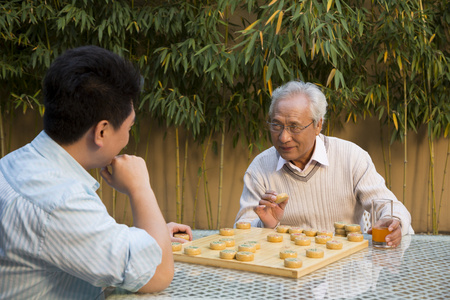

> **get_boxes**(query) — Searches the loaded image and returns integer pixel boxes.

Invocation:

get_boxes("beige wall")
[5,111,450,233]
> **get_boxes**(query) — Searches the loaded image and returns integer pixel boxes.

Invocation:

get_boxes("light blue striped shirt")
[0,131,162,300]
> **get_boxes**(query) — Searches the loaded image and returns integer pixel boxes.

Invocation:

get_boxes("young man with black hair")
[0,46,190,299]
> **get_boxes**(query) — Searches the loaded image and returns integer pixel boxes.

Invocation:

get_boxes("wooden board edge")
[289,239,369,278]
[174,253,300,278]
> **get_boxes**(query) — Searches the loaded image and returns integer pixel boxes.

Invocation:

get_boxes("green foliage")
[236,0,449,141]
[363,0,450,143]
[1,0,449,230]
[3,0,448,147]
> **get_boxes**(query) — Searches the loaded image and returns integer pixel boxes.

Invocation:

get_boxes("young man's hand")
[100,154,151,197]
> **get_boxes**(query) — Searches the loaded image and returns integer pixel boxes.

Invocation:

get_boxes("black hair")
[43,45,141,145]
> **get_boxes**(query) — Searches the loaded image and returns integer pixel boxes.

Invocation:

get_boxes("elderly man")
[235,80,413,247]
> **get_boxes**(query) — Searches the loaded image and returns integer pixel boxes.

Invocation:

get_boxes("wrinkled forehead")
[271,95,312,122]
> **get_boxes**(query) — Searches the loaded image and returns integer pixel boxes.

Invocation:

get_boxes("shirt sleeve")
[352,149,414,236]
[40,192,162,292]
[234,170,265,227]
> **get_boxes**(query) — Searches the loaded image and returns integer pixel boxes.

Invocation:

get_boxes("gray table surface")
[107,230,450,299]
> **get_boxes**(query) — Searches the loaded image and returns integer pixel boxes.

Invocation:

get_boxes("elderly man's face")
[270,94,322,169]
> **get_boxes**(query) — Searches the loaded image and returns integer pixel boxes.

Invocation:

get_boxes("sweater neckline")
[281,135,329,181]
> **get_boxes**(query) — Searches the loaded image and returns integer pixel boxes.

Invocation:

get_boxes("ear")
[93,120,110,147]
[315,118,323,135]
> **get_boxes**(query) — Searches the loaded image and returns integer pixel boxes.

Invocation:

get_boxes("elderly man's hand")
[368,218,402,247]
[253,190,288,229]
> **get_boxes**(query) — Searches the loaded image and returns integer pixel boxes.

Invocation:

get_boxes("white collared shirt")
[0,131,162,299]
[276,135,329,172]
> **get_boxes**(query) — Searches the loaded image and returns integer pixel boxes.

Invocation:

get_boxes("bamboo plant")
[1,0,449,233]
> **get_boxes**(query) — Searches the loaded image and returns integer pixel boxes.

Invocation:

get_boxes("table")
[107,231,450,299]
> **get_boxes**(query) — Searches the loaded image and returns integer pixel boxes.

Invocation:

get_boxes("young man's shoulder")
[0,143,98,212]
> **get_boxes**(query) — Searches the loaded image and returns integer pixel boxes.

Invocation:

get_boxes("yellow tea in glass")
[371,199,393,248]
[372,227,391,243]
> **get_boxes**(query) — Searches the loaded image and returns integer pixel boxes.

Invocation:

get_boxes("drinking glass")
[371,199,393,248]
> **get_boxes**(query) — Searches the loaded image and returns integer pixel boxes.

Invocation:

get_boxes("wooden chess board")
[173,227,368,278]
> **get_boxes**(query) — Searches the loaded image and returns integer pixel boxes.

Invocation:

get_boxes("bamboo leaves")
[276,11,283,34]
[392,113,399,131]
[1,0,449,232]
[326,68,336,87]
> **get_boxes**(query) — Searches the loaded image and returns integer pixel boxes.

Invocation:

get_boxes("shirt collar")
[31,131,100,190]
[276,135,329,172]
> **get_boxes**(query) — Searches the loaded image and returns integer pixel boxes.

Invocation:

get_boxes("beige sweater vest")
[235,134,413,235]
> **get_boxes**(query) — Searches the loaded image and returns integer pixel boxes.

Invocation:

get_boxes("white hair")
[269,80,328,126]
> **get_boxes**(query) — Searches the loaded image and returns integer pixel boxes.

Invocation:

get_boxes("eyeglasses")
[267,121,314,134]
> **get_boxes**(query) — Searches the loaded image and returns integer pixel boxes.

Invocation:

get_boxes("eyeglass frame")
[266,120,314,134]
